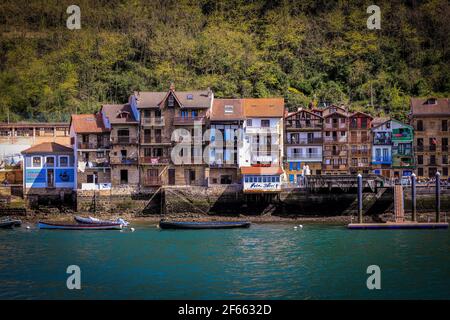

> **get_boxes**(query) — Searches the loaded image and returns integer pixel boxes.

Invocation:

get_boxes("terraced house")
[371,118,414,179]
[284,108,323,184]
[322,105,349,174]
[410,97,450,179]
[130,85,213,187]
[348,112,373,174]
[70,113,111,190]
[101,104,140,188]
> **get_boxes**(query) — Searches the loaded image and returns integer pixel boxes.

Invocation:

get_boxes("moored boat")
[159,220,251,230]
[74,216,129,227]
[0,218,22,228]
[38,221,122,230]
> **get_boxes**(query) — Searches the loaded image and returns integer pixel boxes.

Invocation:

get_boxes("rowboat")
[0,218,22,228]
[38,221,122,230]
[159,220,251,230]
[74,216,129,227]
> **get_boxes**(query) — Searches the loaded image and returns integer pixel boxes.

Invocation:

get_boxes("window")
[261,120,270,127]
[224,105,234,114]
[442,120,448,131]
[168,95,174,107]
[417,167,424,176]
[247,119,252,127]
[192,110,198,118]
[443,167,448,176]
[143,110,151,117]
[417,155,423,165]
[120,170,128,184]
[340,131,345,136]
[59,156,69,167]
[186,94,193,100]
[181,110,189,118]
[443,155,448,165]
[32,157,41,167]
[155,109,161,118]
[45,157,55,167]
[417,120,423,131]
[97,151,105,158]
[87,175,94,183]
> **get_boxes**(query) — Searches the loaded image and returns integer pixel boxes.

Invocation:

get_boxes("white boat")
[74,216,129,227]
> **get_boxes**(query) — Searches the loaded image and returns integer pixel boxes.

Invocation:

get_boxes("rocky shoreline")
[8,211,448,225]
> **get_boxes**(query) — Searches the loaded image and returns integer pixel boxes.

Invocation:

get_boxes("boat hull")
[74,216,129,227]
[0,220,22,228]
[38,222,122,230]
[159,220,251,230]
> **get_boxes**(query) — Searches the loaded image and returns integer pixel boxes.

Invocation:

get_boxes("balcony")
[323,164,347,171]
[372,157,392,165]
[287,153,322,162]
[350,150,371,156]
[173,116,205,126]
[251,151,279,163]
[286,138,323,145]
[323,150,347,157]
[324,136,347,143]
[140,156,170,165]
[392,155,415,168]
[324,122,347,130]
[414,146,441,152]
[142,117,165,126]
[141,136,172,144]
[111,136,138,144]
[110,156,138,165]
[209,161,238,168]
[78,142,110,149]
[82,161,110,169]
[285,121,322,130]
[245,126,279,134]
[143,177,162,186]
[392,130,412,141]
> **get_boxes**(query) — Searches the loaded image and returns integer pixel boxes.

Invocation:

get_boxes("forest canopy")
[0,0,449,122]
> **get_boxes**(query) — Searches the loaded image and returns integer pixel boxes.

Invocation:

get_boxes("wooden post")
[357,174,363,223]
[436,171,441,223]
[411,173,417,222]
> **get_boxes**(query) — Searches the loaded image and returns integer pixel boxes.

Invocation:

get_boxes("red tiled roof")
[241,166,283,175]
[21,142,73,154]
[410,97,450,116]
[210,99,244,121]
[70,113,109,133]
[242,98,285,117]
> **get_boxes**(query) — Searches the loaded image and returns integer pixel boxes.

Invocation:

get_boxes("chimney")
[170,82,175,91]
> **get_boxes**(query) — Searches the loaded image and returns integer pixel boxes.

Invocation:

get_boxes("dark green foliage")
[0,0,448,122]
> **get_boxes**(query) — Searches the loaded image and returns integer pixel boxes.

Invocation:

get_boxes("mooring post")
[436,171,441,223]
[357,174,363,223]
[411,173,417,222]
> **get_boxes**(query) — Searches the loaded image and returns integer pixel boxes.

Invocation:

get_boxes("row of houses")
[17,86,450,199]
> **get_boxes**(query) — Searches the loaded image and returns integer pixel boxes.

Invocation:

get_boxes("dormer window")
[187,94,193,100]
[168,95,174,107]
[117,111,129,119]
[224,105,234,114]
[426,98,437,105]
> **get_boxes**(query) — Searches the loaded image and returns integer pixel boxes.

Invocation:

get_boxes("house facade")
[410,97,450,179]
[348,112,373,174]
[131,85,213,187]
[322,106,349,174]
[284,108,323,184]
[208,99,244,185]
[70,113,111,190]
[101,104,140,188]
[21,142,75,199]
[239,98,284,193]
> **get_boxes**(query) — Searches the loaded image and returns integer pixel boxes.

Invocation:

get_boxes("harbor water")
[0,223,449,299]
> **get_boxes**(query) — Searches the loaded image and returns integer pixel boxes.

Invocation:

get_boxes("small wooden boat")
[159,220,251,230]
[38,221,122,230]
[0,218,22,228]
[74,216,129,226]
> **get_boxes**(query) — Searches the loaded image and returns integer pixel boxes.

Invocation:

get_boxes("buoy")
[130,227,135,232]
[294,226,298,229]
[26,226,30,230]
[298,225,303,229]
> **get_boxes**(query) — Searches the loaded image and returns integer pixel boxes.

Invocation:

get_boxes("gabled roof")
[410,97,450,116]
[210,99,244,121]
[70,113,109,134]
[241,166,283,175]
[349,111,373,119]
[21,142,73,154]
[242,98,284,118]
[371,118,413,130]
[322,105,349,118]
[284,107,324,119]
[133,89,213,109]
[101,104,138,124]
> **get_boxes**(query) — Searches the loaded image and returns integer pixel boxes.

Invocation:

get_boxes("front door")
[47,169,54,187]
[168,169,175,185]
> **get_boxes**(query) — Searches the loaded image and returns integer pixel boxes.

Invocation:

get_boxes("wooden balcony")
[141,117,165,126]
[143,177,162,186]
[140,156,170,165]
[286,138,323,145]
[141,136,172,144]
[111,136,138,144]
[173,116,206,126]
[110,156,138,165]
[78,142,110,149]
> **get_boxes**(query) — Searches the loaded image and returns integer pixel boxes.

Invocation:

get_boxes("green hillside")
[0,0,449,122]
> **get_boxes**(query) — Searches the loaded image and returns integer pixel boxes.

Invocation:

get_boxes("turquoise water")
[0,223,449,299]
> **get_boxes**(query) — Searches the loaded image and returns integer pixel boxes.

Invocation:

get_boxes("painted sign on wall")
[25,169,46,184]
[55,169,75,183]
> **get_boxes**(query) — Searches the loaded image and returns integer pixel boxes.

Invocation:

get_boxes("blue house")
[21,142,75,198]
